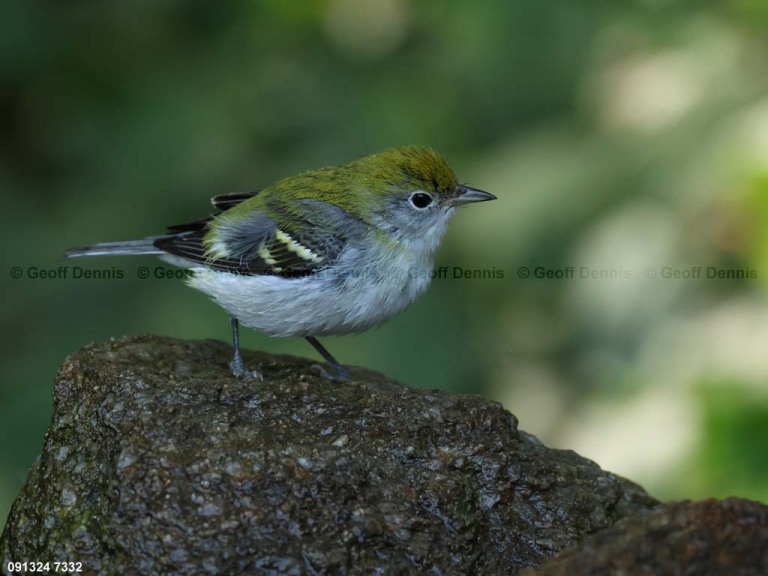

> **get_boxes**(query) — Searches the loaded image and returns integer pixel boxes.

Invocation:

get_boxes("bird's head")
[345,145,496,247]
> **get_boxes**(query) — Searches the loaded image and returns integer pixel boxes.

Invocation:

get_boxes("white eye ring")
[408,191,434,210]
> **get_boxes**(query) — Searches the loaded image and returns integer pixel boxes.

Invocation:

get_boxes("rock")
[524,498,768,576]
[0,335,657,575]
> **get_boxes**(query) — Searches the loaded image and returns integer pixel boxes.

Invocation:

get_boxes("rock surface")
[524,498,768,576]
[0,335,657,575]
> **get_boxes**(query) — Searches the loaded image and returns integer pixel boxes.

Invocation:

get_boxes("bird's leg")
[306,336,350,381]
[229,317,262,380]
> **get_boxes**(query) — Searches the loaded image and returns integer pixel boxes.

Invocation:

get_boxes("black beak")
[455,185,497,204]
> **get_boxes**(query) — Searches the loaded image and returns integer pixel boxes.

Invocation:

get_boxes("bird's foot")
[230,354,263,380]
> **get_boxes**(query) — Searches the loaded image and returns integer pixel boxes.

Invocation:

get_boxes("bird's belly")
[187,259,432,337]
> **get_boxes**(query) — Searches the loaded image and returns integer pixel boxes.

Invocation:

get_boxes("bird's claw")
[230,357,263,380]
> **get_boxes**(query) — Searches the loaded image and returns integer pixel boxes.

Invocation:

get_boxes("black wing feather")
[154,198,362,277]
[211,190,260,210]
[165,218,212,233]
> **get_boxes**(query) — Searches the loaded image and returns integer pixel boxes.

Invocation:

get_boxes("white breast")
[186,237,436,338]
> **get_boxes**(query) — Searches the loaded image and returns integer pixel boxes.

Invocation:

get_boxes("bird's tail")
[65,238,164,258]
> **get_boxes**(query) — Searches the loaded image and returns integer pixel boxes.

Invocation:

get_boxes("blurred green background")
[2,1,768,524]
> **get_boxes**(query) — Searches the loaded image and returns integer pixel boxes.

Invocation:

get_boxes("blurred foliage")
[2,0,767,524]
[686,383,768,503]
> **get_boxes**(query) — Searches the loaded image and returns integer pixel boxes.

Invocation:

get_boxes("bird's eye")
[409,192,434,210]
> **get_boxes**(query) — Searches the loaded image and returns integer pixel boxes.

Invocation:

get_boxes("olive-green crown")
[348,145,459,196]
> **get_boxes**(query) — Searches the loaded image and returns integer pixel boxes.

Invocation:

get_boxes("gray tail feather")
[65,238,165,258]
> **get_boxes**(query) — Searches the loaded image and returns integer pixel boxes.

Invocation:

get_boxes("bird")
[66,145,496,380]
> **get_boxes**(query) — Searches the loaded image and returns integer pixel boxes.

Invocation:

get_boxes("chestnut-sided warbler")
[67,146,496,380]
